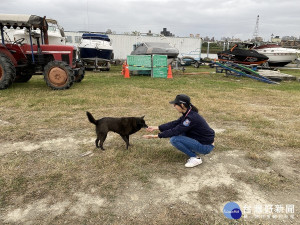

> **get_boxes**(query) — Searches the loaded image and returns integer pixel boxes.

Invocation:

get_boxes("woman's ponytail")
[190,104,198,113]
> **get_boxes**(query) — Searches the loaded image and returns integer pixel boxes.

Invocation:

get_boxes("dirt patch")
[0,119,12,126]
[4,198,70,224]
[3,193,106,224]
[0,134,122,156]
[0,136,92,156]
[0,133,299,224]
[113,151,273,216]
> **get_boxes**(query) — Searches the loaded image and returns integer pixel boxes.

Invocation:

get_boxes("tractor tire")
[0,53,16,90]
[75,67,85,83]
[44,61,74,90]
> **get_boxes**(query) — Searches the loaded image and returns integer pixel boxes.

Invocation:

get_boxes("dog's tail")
[86,111,97,125]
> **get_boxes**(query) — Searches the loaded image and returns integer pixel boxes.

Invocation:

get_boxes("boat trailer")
[212,61,279,84]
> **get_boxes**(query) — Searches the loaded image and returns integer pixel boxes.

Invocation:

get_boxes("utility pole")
[207,42,211,58]
[199,38,202,61]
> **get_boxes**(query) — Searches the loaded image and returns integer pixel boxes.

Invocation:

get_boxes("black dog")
[86,111,148,150]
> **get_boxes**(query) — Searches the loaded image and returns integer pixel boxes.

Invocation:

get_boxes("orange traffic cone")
[124,63,130,78]
[121,61,126,75]
[167,64,173,79]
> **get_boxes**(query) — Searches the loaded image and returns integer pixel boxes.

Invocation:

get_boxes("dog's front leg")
[95,139,100,148]
[120,135,130,149]
[95,139,105,150]
[126,135,130,148]
[99,141,105,151]
[99,133,107,151]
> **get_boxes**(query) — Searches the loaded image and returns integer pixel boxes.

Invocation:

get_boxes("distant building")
[146,30,153,36]
[251,36,263,42]
[281,39,300,48]
[282,36,298,41]
[160,28,174,37]
[271,35,281,43]
[270,35,300,47]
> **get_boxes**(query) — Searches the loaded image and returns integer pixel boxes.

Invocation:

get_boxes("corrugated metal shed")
[65,32,202,60]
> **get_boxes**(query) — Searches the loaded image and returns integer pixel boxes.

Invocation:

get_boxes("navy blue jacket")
[158,110,215,145]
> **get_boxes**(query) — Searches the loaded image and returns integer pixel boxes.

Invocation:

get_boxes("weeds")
[0,65,299,224]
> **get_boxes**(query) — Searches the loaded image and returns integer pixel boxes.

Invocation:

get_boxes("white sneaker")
[185,157,202,168]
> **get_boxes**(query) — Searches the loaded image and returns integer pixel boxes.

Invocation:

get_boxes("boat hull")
[254,45,300,66]
[217,47,268,65]
[79,47,113,62]
[217,57,268,65]
[255,51,298,66]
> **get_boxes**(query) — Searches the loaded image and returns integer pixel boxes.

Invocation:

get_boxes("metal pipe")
[1,26,4,45]
[207,42,210,58]
[199,38,202,61]
[28,29,35,63]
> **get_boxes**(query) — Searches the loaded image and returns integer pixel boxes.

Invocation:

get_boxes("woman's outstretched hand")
[143,134,158,139]
[146,126,159,132]
[144,126,159,138]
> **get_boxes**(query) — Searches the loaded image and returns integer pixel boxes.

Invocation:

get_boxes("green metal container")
[127,55,168,78]
[152,55,168,78]
[127,55,151,71]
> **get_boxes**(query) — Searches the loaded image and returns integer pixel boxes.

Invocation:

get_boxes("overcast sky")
[1,0,299,41]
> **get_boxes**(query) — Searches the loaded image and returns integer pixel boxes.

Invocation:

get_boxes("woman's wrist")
[142,134,159,139]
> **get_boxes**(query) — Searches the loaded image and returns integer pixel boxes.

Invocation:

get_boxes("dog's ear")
[141,116,145,119]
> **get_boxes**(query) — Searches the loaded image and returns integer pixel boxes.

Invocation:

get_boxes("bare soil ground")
[0,127,299,225]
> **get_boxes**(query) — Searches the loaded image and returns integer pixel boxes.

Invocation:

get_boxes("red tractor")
[0,14,85,90]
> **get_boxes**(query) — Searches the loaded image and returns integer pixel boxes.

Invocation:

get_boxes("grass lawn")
[0,65,299,224]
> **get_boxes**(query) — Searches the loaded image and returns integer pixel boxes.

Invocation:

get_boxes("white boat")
[78,33,114,71]
[6,18,66,45]
[254,44,300,66]
[44,18,66,45]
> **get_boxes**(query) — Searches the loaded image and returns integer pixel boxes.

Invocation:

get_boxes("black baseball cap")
[169,94,191,105]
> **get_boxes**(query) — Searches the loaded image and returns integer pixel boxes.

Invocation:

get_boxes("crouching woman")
[143,94,215,168]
